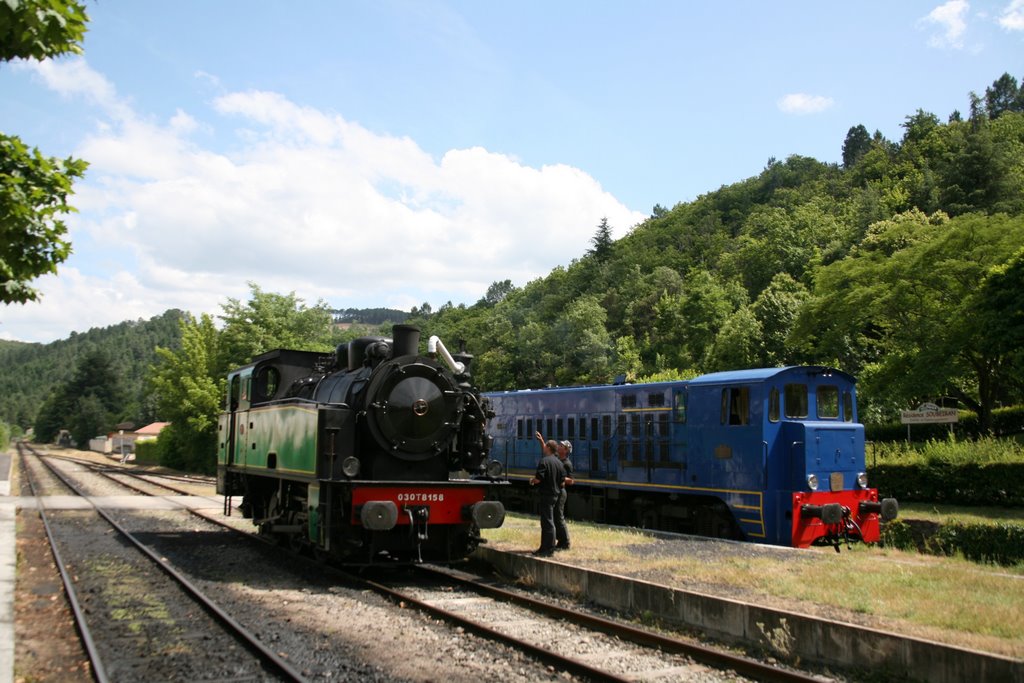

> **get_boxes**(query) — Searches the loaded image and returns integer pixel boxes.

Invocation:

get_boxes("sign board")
[900,402,959,424]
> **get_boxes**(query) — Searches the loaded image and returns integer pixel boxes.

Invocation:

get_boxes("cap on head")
[560,440,572,453]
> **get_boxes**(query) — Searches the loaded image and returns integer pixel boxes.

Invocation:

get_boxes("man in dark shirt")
[530,433,565,556]
[554,440,574,550]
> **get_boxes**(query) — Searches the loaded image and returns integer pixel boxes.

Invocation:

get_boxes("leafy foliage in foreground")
[1,0,90,302]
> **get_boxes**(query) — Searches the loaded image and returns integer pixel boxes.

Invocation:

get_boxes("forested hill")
[0,309,185,431]
[2,73,1022,449]
[412,72,1024,430]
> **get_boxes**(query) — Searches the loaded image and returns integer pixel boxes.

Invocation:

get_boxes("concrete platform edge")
[474,545,1023,683]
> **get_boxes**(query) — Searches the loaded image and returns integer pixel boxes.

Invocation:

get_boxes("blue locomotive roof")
[688,365,854,386]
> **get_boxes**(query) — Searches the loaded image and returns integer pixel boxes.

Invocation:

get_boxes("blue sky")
[1,0,1022,343]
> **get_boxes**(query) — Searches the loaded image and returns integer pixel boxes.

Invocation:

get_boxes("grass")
[482,513,1024,657]
[899,502,1024,526]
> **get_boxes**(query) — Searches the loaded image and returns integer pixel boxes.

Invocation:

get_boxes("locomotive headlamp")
[485,459,504,479]
[857,472,869,488]
[341,456,361,478]
[806,473,819,491]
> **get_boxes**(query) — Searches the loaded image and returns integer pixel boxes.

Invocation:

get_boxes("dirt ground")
[14,481,92,682]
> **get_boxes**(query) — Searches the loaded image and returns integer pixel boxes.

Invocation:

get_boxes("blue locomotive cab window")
[673,390,687,424]
[721,387,750,426]
[818,385,839,419]
[843,391,854,423]
[785,384,808,418]
[769,387,780,423]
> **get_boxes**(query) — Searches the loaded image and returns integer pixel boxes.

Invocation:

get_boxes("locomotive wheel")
[365,357,463,460]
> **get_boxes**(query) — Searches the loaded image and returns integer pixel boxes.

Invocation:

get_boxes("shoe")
[532,548,554,557]
[554,545,570,551]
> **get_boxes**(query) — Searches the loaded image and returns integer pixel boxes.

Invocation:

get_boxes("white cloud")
[777,93,835,115]
[1,60,647,343]
[999,0,1024,30]
[920,0,970,48]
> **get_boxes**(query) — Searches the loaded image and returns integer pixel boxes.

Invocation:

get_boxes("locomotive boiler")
[216,325,506,564]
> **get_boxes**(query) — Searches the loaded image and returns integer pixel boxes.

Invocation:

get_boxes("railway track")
[16,442,304,682]
[16,446,834,682]
[354,565,829,683]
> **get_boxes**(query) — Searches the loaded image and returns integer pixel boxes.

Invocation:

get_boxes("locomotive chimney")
[391,324,421,358]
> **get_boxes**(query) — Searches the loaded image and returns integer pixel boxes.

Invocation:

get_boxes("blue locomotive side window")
[526,418,533,438]
[568,417,575,439]
[648,392,664,407]
[785,384,808,418]
[818,385,840,419]
[622,394,637,408]
[843,391,854,422]
[517,418,523,439]
[618,413,627,436]
[769,387,780,422]
[721,387,750,426]
[580,417,586,439]
[592,417,599,438]
[557,418,564,439]
[674,390,687,424]
[602,415,612,462]
[659,412,669,436]
[547,418,553,438]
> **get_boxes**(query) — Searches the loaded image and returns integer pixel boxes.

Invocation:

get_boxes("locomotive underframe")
[221,467,498,564]
[497,477,743,539]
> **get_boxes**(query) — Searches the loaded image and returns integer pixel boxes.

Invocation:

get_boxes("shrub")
[881,519,1024,566]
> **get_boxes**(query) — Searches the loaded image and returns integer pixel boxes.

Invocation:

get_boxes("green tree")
[149,314,222,473]
[217,283,334,371]
[1,0,90,303]
[479,279,516,307]
[984,72,1021,119]
[0,0,88,60]
[552,295,612,385]
[842,124,872,168]
[705,306,762,372]
[587,217,614,262]
[751,273,809,367]
[797,212,1024,432]
[975,247,1024,400]
[34,348,123,446]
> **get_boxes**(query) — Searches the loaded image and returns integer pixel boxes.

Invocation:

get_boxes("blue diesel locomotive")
[484,366,897,548]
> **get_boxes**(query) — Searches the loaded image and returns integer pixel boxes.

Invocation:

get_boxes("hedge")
[882,519,1024,566]
[868,462,1024,507]
[866,404,1024,443]
[134,439,162,465]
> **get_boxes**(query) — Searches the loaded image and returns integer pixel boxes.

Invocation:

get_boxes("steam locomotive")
[216,325,506,564]
[485,366,898,549]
